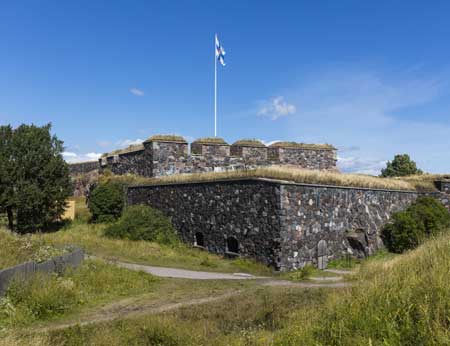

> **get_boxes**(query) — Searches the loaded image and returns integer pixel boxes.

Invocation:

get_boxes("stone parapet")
[90,136,339,178]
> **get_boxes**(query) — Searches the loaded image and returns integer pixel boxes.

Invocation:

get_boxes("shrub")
[382,197,450,253]
[381,153,422,177]
[88,182,124,223]
[104,205,179,245]
[288,265,314,281]
[2,272,78,325]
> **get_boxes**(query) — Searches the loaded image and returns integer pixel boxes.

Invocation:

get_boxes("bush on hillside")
[382,196,450,253]
[104,205,179,245]
[88,182,124,223]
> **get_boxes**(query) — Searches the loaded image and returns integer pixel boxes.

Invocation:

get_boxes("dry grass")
[231,139,266,147]
[269,141,335,150]
[102,144,144,158]
[395,173,450,191]
[192,137,228,145]
[128,166,416,191]
[145,134,187,143]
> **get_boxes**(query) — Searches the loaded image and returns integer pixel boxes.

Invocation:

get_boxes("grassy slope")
[9,231,449,346]
[306,233,450,346]
[0,229,69,270]
[39,222,271,275]
[0,259,158,328]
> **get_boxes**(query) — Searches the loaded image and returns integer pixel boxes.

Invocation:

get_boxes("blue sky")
[1,1,450,174]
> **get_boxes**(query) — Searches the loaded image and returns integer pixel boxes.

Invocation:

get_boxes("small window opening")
[226,236,239,254]
[195,232,205,247]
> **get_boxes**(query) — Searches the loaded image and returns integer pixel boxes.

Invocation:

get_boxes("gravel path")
[115,261,266,280]
[112,259,353,289]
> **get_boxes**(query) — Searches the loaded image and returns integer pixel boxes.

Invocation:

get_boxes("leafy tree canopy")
[381,154,423,177]
[0,123,71,233]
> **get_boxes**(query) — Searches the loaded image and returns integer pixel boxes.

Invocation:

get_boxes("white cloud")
[62,151,77,158]
[116,138,144,147]
[130,88,145,96]
[63,152,102,163]
[337,156,387,176]
[261,139,282,146]
[258,96,296,120]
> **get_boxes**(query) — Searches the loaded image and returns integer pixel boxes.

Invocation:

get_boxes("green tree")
[381,154,423,177]
[0,124,71,233]
[88,182,124,223]
[0,125,14,229]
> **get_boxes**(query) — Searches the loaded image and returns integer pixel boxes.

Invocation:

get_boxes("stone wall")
[69,161,99,175]
[127,180,283,267]
[127,179,418,271]
[103,149,151,176]
[434,180,450,211]
[97,139,338,178]
[279,184,417,270]
[268,147,337,170]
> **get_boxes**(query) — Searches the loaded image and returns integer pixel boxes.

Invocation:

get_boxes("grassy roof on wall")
[232,139,266,147]
[101,144,145,158]
[115,166,432,191]
[145,134,187,143]
[269,142,336,150]
[192,137,229,145]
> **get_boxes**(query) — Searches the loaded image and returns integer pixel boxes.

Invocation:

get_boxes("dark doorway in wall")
[195,232,204,247]
[226,237,239,254]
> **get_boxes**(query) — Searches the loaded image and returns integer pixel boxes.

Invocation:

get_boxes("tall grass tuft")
[303,232,450,346]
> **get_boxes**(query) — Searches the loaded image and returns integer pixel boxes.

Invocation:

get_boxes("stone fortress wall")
[127,179,421,271]
[69,134,450,270]
[128,179,450,270]
[69,135,338,178]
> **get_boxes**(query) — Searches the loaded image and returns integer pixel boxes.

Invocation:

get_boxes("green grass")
[70,196,91,222]
[146,134,187,143]
[40,286,327,346]
[269,141,335,150]
[0,229,70,270]
[192,137,228,145]
[102,144,145,158]
[38,222,272,276]
[231,139,266,147]
[0,259,158,328]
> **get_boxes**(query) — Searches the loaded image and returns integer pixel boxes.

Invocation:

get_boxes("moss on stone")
[269,141,336,150]
[103,144,145,158]
[145,134,187,143]
[232,139,266,147]
[192,137,229,145]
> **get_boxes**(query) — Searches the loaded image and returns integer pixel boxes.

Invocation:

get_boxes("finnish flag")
[215,34,226,66]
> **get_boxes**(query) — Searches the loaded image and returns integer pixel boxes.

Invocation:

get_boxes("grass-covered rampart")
[105,166,423,191]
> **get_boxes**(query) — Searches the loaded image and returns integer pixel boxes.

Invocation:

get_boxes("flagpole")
[214,34,217,137]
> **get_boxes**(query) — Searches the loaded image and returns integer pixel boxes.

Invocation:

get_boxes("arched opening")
[195,232,204,247]
[226,236,239,254]
[317,240,328,270]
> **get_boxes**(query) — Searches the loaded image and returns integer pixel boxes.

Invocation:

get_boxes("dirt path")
[32,259,353,333]
[34,290,242,333]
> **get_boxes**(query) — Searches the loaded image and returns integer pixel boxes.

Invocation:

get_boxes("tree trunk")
[6,206,13,230]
